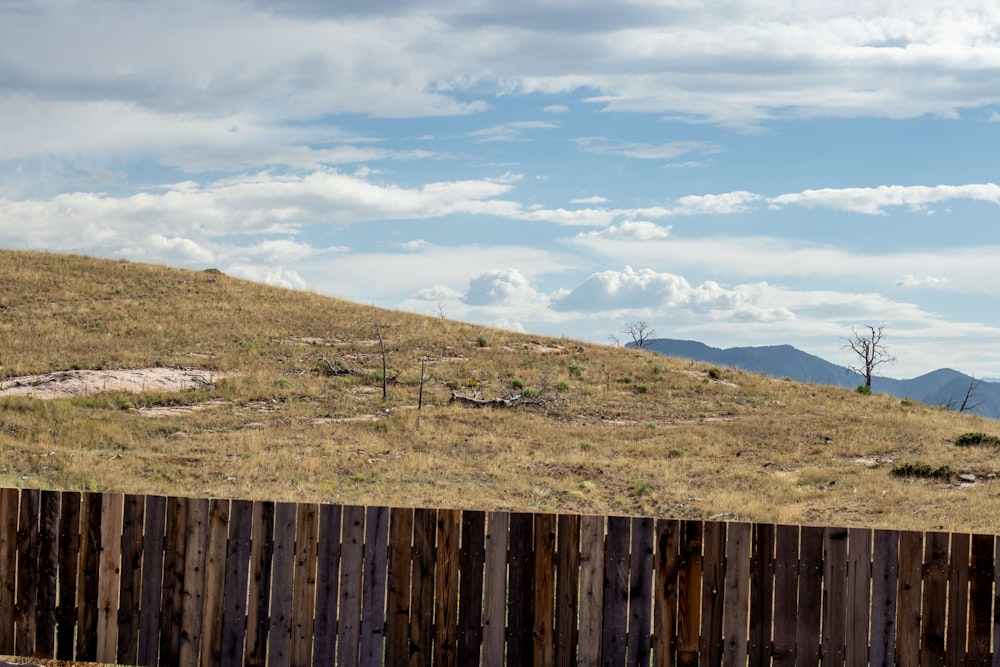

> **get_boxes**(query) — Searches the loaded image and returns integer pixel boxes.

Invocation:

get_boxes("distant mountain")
[639,339,1000,419]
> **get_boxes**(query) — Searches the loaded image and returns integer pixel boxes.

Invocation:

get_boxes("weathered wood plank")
[869,530,897,667]
[35,489,59,659]
[602,515,631,666]
[290,503,318,667]
[578,514,605,667]
[482,511,510,667]
[116,494,145,666]
[0,487,17,655]
[385,506,413,666]
[772,525,799,666]
[628,516,655,666]
[506,512,534,667]
[457,510,486,667]
[313,503,344,667]
[360,505,389,667]
[920,531,948,666]
[722,522,751,667]
[945,532,970,667]
[410,507,437,667]
[846,528,872,667]
[96,493,125,664]
[748,523,775,666]
[337,504,366,667]
[653,518,680,667]
[245,501,274,667]
[821,527,849,667]
[158,496,187,666]
[700,520,726,666]
[435,508,461,667]
[532,513,556,667]
[267,502,297,666]
[555,513,580,667]
[136,494,165,667]
[178,497,209,667]
[56,491,81,662]
[993,535,1000,667]
[677,520,703,667]
[199,498,230,667]
[220,498,253,667]
[795,525,824,667]
[15,488,39,657]
[895,530,923,667]
[76,491,102,662]
[967,533,993,667]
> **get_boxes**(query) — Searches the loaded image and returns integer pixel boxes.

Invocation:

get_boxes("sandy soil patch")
[0,368,217,399]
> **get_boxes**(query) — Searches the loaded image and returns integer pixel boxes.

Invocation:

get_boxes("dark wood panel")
[945,532,970,666]
[676,520,703,667]
[76,492,102,662]
[360,505,389,667]
[435,508,461,667]
[409,507,437,667]
[868,530,897,667]
[457,510,486,667]
[795,525,824,667]
[200,498,230,667]
[482,511,510,667]
[290,503,318,667]
[116,494,145,666]
[532,513,556,667]
[700,520,726,666]
[245,501,275,667]
[220,499,253,667]
[56,491,81,662]
[312,503,343,667]
[748,523,775,666]
[895,530,923,667]
[95,493,124,664]
[338,505,366,667]
[628,516,654,666]
[920,531,948,666]
[15,488,39,657]
[822,527,849,667]
[555,513,580,667]
[506,512,534,667]
[653,519,680,667]
[722,522,751,667]
[772,525,799,666]
[136,494,165,667]
[177,497,209,667]
[35,489,59,659]
[577,514,605,667]
[267,502,297,666]
[966,533,993,667]
[384,507,413,666]
[0,487,17,654]
[846,528,872,667]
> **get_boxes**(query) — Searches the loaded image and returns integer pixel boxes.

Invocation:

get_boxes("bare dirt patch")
[0,368,217,399]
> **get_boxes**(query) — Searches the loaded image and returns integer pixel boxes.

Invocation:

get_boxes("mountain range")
[639,339,1000,420]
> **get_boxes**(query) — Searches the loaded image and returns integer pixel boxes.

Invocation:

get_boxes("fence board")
[654,518,680,667]
[555,513,580,667]
[96,492,125,664]
[533,513,556,667]
[701,520,726,666]
[722,522,751,667]
[158,496,187,666]
[200,498,230,667]
[385,507,413,666]
[220,498,253,667]
[360,504,390,667]
[56,491,80,662]
[967,533,993,667]
[245,501,275,667]
[677,520,703,667]
[577,514,605,667]
[116,494,145,666]
[896,530,923,667]
[993,535,1000,667]
[921,531,949,665]
[136,494,165,667]
[0,487,17,654]
[34,490,59,659]
[178,497,209,667]
[338,505,366,667]
[312,503,343,667]
[482,511,510,667]
[458,510,486,667]
[290,503,319,667]
[76,491,102,662]
[946,532,971,667]
[506,512,534,666]
[748,523,775,666]
[846,528,872,667]
[628,516,655,666]
[410,507,437,667]
[267,502,298,666]
[602,515,630,666]
[15,488,39,657]
[822,527,849,667]
[796,525,824,667]
[869,530,898,667]
[772,525,799,665]
[435,507,461,667]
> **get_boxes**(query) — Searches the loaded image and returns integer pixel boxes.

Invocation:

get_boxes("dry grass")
[2,250,1000,533]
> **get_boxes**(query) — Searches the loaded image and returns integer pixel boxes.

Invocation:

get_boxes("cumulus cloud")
[769,184,1000,215]
[577,221,671,241]
[673,191,762,215]
[463,268,548,306]
[226,264,308,290]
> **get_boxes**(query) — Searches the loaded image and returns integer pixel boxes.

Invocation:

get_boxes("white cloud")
[569,195,608,205]
[226,264,308,290]
[578,221,671,241]
[895,274,951,288]
[769,184,1000,215]
[463,268,548,307]
[673,191,762,215]
[574,137,722,160]
[542,104,569,113]
[469,121,559,142]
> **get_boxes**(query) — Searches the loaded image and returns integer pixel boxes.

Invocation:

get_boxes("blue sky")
[2,0,1000,378]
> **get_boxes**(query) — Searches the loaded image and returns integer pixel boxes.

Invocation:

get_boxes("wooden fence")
[1,487,999,666]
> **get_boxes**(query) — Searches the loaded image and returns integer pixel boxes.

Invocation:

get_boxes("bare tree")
[942,374,985,414]
[623,321,656,350]
[374,319,388,401]
[844,325,895,390]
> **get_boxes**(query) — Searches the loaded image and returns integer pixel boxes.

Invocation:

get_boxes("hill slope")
[3,250,1000,533]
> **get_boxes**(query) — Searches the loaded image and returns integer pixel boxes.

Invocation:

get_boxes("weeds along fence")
[1,486,999,666]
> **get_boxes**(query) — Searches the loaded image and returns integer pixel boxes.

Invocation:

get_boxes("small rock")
[959,473,977,484]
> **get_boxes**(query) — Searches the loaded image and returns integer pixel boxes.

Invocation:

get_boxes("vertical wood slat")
[920,531,949,665]
[385,507,413,667]
[846,528,873,667]
[945,532,970,667]
[290,503,319,667]
[772,525,800,666]
[15,488,39,657]
[822,527,849,667]
[506,512,534,667]
[700,520,726,666]
[0,487,17,655]
[895,530,923,667]
[482,511,510,667]
[676,520,703,667]
[312,503,343,667]
[410,507,437,667]
[178,497,210,667]
[796,525,824,667]
[56,491,81,662]
[200,498,230,667]
[360,505,390,666]
[577,514,605,667]
[869,530,898,667]
[457,510,486,667]
[267,502,298,667]
[136,495,166,667]
[722,522,752,667]
[748,523,775,667]
[337,505,366,667]
[601,515,630,666]
[993,535,1000,667]
[628,517,655,666]
[435,508,461,667]
[96,492,125,664]
[245,501,275,667]
[654,519,680,667]
[116,494,145,666]
[159,496,187,667]
[967,533,993,667]
[35,490,59,659]
[77,491,102,662]
[220,499,254,667]
[555,513,580,667]
[532,513,556,667]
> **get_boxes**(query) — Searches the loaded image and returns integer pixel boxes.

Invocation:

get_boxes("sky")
[2,0,1000,379]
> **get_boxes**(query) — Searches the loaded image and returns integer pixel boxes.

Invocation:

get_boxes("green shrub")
[476,335,489,347]
[955,432,1000,447]
[635,384,650,394]
[522,387,541,399]
[554,381,570,391]
[633,481,652,496]
[668,447,684,458]
[856,385,872,395]
[890,462,956,481]
[580,440,596,451]
[568,363,584,377]
[274,378,292,389]
[707,367,722,380]
[511,378,525,389]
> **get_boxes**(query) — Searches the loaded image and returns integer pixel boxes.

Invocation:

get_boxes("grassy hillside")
[2,250,1000,533]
